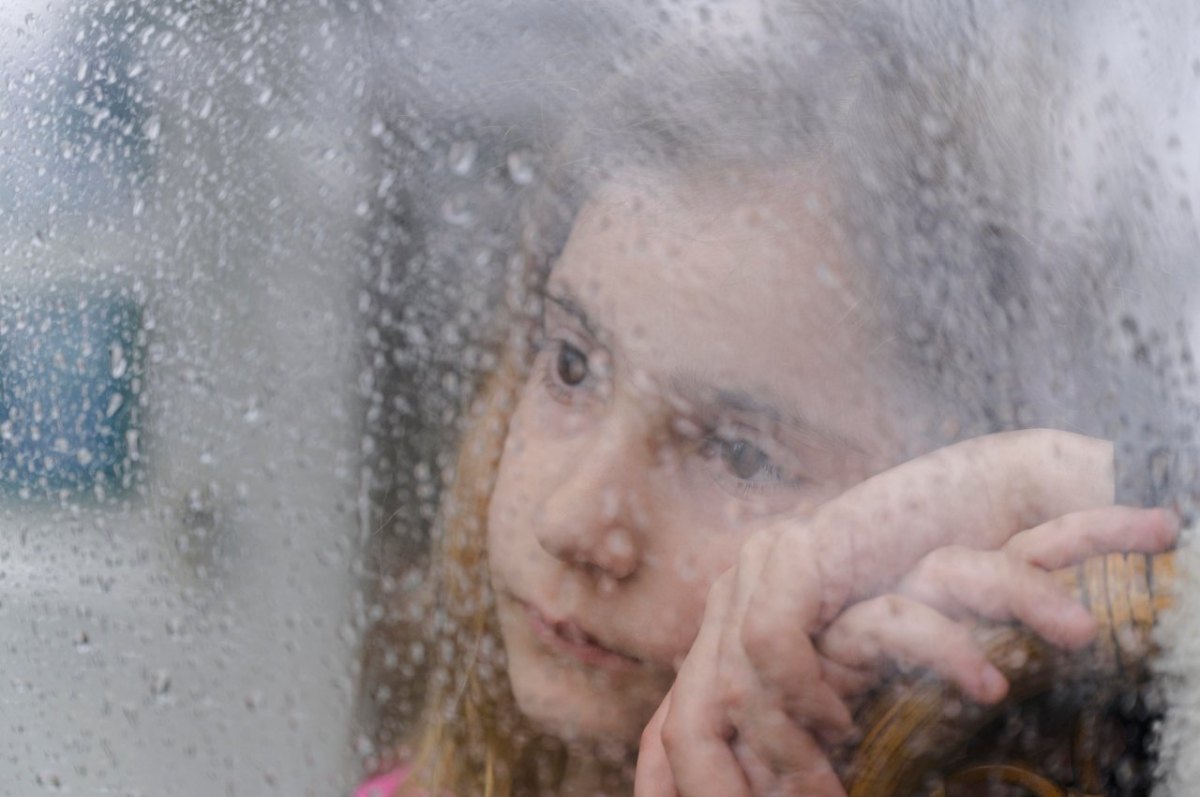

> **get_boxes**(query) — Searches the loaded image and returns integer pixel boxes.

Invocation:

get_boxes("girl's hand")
[633,430,1178,797]
[816,504,1178,703]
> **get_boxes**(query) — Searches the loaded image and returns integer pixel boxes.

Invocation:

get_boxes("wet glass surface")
[0,2,1198,795]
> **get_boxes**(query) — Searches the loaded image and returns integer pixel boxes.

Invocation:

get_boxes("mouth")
[520,601,643,672]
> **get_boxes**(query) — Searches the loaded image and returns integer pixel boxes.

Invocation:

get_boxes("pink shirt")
[354,767,409,797]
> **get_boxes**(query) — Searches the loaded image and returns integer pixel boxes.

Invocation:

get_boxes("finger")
[661,575,751,797]
[731,737,777,797]
[635,692,680,797]
[728,537,855,739]
[721,536,832,764]
[713,534,853,790]
[817,594,1009,704]
[1005,505,1179,570]
[898,547,1097,649]
[733,733,848,797]
[818,654,877,699]
[729,698,839,780]
[752,430,1113,634]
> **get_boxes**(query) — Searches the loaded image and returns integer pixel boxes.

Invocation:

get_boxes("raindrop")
[448,140,477,176]
[815,263,841,289]
[506,148,535,185]
[604,533,633,561]
[143,114,161,141]
[440,195,473,226]
[150,669,171,697]
[34,773,62,790]
[110,343,128,379]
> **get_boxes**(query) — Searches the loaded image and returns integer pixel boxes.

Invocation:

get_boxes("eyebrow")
[668,370,867,454]
[543,288,605,343]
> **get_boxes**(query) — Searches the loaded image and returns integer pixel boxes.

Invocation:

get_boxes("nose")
[534,409,654,582]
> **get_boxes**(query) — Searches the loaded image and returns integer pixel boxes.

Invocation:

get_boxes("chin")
[506,649,651,745]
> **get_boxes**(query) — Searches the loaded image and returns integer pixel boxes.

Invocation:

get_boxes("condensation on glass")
[1,1,1199,796]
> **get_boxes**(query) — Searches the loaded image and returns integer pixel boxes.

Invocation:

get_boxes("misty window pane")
[0,288,142,501]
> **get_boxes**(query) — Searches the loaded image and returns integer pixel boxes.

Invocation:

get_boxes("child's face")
[487,174,903,747]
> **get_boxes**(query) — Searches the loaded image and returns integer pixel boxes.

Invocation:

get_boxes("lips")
[521,601,642,671]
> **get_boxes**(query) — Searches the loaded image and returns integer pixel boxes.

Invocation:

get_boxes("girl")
[358,6,1180,796]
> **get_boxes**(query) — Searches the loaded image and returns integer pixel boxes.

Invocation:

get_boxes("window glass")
[2,2,1199,795]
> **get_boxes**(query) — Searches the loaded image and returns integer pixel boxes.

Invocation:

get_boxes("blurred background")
[0,1,1198,794]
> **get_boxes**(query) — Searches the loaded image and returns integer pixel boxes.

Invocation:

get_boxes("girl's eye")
[722,439,771,480]
[538,339,596,404]
[555,341,589,386]
[701,437,783,484]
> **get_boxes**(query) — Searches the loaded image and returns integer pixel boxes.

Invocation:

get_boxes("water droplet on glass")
[244,690,265,711]
[143,114,161,141]
[448,140,477,176]
[151,669,171,696]
[110,344,128,379]
[506,148,535,185]
[440,195,473,226]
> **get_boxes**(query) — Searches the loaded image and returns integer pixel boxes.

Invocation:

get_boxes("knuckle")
[658,713,685,756]
[1001,533,1031,560]
[740,610,778,662]
[922,545,962,575]
[907,547,966,596]
[718,674,750,711]
[878,594,909,622]
[840,606,883,659]
[1000,540,1026,565]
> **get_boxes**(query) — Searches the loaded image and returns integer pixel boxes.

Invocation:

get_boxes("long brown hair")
[400,341,566,797]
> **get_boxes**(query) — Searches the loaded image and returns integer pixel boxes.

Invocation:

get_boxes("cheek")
[486,433,532,566]
[645,534,747,661]
[485,397,561,565]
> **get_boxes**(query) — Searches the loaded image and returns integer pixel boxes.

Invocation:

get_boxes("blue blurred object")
[0,286,143,501]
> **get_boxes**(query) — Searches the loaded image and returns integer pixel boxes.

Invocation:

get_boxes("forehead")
[551,175,883,413]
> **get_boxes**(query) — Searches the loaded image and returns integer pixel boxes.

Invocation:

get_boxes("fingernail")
[978,664,1008,703]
